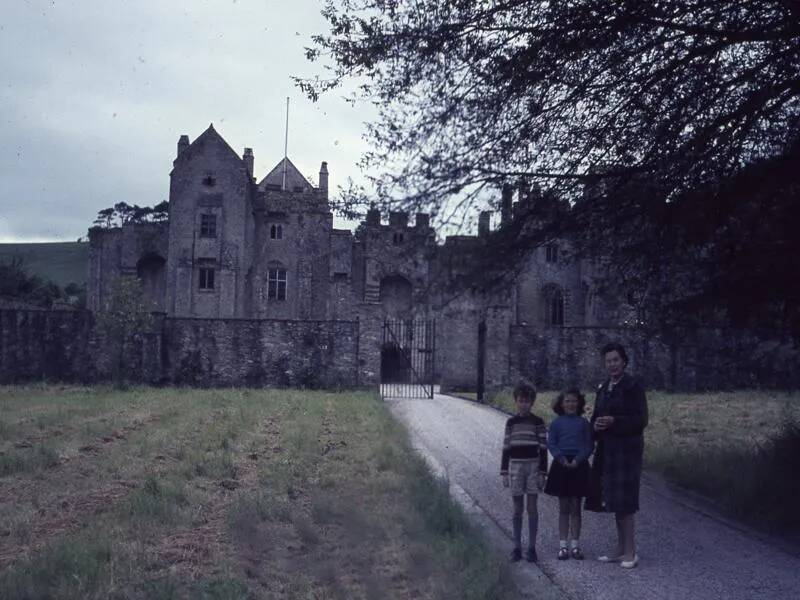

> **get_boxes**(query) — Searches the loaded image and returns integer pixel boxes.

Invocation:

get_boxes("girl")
[545,389,593,560]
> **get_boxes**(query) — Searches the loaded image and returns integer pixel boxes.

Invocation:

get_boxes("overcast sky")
[0,0,373,242]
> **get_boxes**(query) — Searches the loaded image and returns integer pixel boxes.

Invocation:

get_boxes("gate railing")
[380,318,435,399]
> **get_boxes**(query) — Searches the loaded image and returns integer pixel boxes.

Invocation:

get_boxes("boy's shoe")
[557,547,570,560]
[570,547,584,560]
[525,548,538,563]
[510,548,522,562]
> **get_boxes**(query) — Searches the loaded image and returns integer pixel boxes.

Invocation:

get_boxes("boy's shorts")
[509,459,540,496]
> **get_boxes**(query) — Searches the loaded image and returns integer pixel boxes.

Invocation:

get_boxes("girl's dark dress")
[586,373,648,514]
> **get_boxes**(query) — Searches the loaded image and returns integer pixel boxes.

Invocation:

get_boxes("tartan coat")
[587,373,649,514]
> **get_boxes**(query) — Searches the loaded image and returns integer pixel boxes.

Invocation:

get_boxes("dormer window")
[202,173,216,187]
[270,224,283,239]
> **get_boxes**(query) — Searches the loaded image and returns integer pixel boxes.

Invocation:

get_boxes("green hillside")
[0,242,89,288]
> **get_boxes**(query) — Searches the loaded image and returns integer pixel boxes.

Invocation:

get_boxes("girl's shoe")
[525,548,538,563]
[620,555,639,569]
[557,547,570,560]
[510,548,522,562]
[570,547,584,560]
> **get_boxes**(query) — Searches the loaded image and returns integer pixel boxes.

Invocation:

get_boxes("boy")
[501,381,548,562]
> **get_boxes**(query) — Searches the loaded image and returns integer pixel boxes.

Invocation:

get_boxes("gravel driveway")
[386,393,800,600]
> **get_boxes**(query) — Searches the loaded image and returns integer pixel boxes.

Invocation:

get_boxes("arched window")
[543,284,565,326]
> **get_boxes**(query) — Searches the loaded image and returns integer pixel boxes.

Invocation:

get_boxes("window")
[202,173,216,187]
[268,267,287,300]
[198,266,215,290]
[393,232,404,244]
[270,224,283,239]
[546,288,565,326]
[545,244,558,263]
[200,214,217,238]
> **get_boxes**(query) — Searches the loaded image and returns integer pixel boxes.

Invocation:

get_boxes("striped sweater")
[500,414,548,475]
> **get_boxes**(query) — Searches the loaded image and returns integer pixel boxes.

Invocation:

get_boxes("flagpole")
[282,97,289,191]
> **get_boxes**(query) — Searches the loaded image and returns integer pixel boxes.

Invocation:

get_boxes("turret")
[501,183,513,225]
[366,205,381,226]
[478,211,491,237]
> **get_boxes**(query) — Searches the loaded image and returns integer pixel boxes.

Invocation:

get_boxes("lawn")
[0,385,515,599]
[482,387,800,533]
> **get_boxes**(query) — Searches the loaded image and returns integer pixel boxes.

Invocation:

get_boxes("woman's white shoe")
[597,555,623,563]
[620,555,639,569]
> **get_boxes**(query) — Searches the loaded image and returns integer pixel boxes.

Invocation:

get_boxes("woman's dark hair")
[601,341,628,365]
[513,380,537,402]
[553,389,587,415]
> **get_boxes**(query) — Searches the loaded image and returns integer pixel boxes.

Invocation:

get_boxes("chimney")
[319,161,329,197]
[243,148,254,176]
[415,213,430,228]
[389,211,409,228]
[478,211,491,237]
[501,183,513,224]
[366,205,381,225]
[517,178,529,204]
[177,135,189,158]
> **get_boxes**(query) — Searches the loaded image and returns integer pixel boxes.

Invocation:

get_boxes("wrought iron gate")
[380,318,435,399]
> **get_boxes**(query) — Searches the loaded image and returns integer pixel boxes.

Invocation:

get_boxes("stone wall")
[0,310,99,383]
[161,317,357,387]
[0,309,361,388]
[509,325,800,391]
[4,309,797,391]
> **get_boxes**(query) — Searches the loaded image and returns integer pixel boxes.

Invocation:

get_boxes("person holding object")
[500,381,548,563]
[587,342,648,569]
[544,389,593,560]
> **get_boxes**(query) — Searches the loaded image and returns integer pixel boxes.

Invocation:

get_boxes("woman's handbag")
[584,442,604,512]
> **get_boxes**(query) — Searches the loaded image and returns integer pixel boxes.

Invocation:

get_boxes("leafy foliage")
[0,257,68,307]
[92,200,169,229]
[301,1,800,333]
[95,276,154,385]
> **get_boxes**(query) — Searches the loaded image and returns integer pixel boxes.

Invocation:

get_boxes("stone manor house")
[88,124,618,326]
[85,124,628,390]
[2,125,789,392]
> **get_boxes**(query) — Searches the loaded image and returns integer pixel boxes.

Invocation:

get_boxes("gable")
[258,158,314,192]
[172,124,244,171]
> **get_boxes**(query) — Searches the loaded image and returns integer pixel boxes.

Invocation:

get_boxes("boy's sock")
[527,504,539,549]
[513,496,523,550]
[559,540,568,549]
[513,514,523,550]
[570,539,580,549]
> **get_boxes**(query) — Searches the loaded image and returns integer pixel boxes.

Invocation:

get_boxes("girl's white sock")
[559,540,568,549]
[570,539,579,549]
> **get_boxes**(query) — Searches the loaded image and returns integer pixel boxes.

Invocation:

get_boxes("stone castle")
[3,124,794,392]
[87,124,621,334]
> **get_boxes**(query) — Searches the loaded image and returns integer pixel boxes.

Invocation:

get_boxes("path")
[386,393,800,600]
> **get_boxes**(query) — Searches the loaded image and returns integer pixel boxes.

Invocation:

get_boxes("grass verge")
[0,386,516,599]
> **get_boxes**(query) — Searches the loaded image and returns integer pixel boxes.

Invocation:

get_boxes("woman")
[586,342,648,568]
